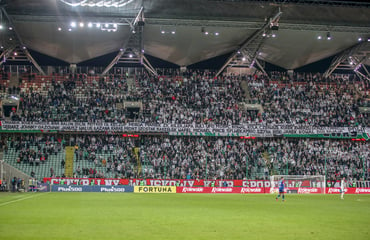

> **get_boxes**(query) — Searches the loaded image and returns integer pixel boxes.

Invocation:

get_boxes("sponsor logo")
[135,186,176,193]
[211,187,233,193]
[298,188,318,194]
[182,187,204,193]
[38,185,48,191]
[100,187,126,192]
[355,188,370,193]
[57,186,83,192]
[240,188,263,193]
[328,188,347,194]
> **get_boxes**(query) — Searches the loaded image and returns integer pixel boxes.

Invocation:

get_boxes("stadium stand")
[1,133,369,182]
[0,70,369,183]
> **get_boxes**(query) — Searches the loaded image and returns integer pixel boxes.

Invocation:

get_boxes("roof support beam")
[142,55,158,77]
[323,42,369,78]
[215,8,282,78]
[0,46,15,65]
[1,8,46,75]
[102,7,158,77]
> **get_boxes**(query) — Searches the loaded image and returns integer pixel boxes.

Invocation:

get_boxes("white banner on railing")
[0,121,368,137]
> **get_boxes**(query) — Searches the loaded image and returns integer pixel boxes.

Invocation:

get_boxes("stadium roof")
[1,0,370,71]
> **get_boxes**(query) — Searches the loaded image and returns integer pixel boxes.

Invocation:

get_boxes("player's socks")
[282,195,285,201]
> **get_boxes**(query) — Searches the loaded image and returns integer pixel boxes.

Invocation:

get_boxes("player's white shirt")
[340,179,345,191]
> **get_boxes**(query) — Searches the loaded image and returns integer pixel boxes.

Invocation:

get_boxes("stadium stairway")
[127,77,136,93]
[240,79,251,102]
[133,147,141,175]
[240,78,264,114]
[9,73,20,88]
[262,151,272,175]
[64,147,75,177]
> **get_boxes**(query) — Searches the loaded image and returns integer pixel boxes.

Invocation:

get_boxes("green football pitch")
[0,193,369,240]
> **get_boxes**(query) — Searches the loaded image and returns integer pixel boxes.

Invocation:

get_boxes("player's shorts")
[279,189,284,193]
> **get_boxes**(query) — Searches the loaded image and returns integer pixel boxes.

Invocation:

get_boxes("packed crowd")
[247,72,369,126]
[72,135,138,179]
[4,134,368,181]
[1,70,367,127]
[264,138,369,181]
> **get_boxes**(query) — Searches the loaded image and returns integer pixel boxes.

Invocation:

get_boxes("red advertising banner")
[43,178,271,187]
[42,177,370,195]
[270,187,323,194]
[326,188,370,194]
[177,187,269,194]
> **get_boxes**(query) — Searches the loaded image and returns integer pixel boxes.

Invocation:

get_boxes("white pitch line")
[0,192,50,207]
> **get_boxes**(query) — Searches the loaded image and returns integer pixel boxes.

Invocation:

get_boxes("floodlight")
[88,22,93,28]
[79,22,84,27]
[326,32,331,40]
[70,22,76,28]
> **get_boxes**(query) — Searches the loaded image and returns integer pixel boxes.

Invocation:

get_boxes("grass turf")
[0,193,369,240]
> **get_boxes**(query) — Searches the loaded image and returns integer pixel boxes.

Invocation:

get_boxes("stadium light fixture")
[70,21,76,28]
[326,32,331,40]
[0,24,3,30]
[358,37,362,41]
[60,0,134,8]
[96,23,101,28]
[8,26,12,30]
[79,22,84,27]
[317,35,322,40]
[88,22,93,28]
[171,30,176,34]
[58,27,62,31]
[215,32,219,36]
